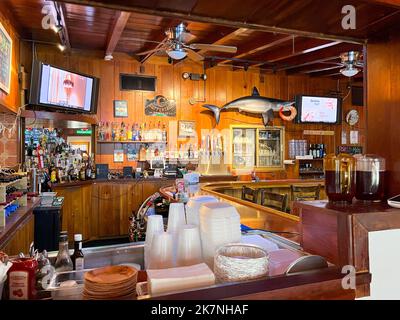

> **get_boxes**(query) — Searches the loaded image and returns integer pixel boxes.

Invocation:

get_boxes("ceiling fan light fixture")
[167,49,187,60]
[340,65,359,77]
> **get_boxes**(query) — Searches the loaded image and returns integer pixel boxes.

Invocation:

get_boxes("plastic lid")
[74,234,82,242]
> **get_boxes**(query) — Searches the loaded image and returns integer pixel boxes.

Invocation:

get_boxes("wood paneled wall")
[367,33,400,196]
[29,44,365,175]
[0,7,20,113]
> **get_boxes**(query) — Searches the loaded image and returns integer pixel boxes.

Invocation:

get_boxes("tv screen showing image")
[295,95,342,124]
[30,61,99,114]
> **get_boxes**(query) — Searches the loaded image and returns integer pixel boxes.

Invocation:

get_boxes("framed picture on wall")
[0,22,12,94]
[178,120,196,137]
[114,100,128,117]
[114,149,124,162]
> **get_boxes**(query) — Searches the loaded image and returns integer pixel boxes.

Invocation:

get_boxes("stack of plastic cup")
[167,203,186,233]
[144,215,164,269]
[199,202,242,268]
[176,225,203,267]
[148,232,174,269]
[185,196,218,226]
[167,203,186,266]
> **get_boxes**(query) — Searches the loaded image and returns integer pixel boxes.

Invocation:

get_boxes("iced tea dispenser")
[324,153,356,203]
[355,154,386,201]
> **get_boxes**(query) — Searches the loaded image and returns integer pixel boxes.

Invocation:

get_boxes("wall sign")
[145,95,176,117]
[114,100,128,117]
[337,145,363,155]
[303,130,335,136]
[0,22,12,94]
[178,120,196,137]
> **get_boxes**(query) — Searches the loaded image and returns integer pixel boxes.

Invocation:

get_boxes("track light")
[58,44,66,52]
[52,24,63,33]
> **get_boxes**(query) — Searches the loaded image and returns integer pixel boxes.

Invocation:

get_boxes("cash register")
[150,159,165,178]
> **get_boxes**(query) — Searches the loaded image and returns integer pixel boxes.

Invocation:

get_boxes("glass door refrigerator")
[232,127,256,170]
[231,126,285,171]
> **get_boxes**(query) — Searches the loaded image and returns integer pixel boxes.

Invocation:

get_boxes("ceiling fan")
[135,23,237,61]
[339,51,364,77]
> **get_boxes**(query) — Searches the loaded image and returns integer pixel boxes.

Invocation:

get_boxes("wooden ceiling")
[4,0,400,79]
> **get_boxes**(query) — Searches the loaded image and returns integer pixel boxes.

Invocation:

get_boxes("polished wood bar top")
[51,175,238,189]
[295,199,398,215]
[0,197,40,247]
[159,179,324,243]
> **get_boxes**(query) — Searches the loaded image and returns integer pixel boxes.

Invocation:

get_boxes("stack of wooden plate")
[83,265,138,300]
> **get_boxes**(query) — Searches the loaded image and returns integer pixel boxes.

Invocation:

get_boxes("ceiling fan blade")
[190,43,237,53]
[186,49,204,62]
[179,31,196,43]
[135,47,166,56]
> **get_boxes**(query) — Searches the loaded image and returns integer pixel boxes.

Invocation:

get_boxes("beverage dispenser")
[355,154,386,201]
[324,153,356,203]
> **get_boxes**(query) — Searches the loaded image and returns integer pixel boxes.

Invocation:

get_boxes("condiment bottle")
[54,232,73,272]
[71,234,85,270]
[8,257,38,300]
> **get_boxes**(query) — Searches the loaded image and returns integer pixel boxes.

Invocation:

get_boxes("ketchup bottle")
[7,257,38,300]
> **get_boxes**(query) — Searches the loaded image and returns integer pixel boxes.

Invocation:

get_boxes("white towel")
[147,263,215,296]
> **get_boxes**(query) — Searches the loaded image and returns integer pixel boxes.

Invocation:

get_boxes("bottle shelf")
[97,141,167,144]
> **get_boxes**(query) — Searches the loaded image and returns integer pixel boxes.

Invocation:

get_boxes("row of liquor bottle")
[309,144,326,159]
[97,121,168,142]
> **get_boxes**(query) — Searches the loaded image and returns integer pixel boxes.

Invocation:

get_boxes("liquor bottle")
[131,123,137,141]
[86,160,92,180]
[143,122,147,141]
[127,123,132,141]
[91,158,96,180]
[71,234,85,271]
[55,232,73,272]
[162,123,167,142]
[79,162,86,181]
[309,144,313,157]
[111,122,116,141]
[138,124,142,141]
[157,121,161,141]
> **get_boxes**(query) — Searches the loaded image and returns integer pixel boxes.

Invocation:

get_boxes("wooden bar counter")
[294,199,400,297]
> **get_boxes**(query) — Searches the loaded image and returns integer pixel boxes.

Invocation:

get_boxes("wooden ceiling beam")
[55,0,366,44]
[248,39,342,67]
[286,62,342,75]
[302,65,343,75]
[196,27,248,55]
[219,35,294,64]
[276,42,362,71]
[105,11,131,56]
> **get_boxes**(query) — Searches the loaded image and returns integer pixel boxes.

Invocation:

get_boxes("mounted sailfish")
[202,87,295,126]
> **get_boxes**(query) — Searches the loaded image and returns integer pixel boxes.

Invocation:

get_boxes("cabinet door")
[232,128,256,169]
[97,184,119,237]
[257,127,284,169]
[55,185,92,241]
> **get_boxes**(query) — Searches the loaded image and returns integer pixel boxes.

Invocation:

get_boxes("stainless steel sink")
[48,242,145,269]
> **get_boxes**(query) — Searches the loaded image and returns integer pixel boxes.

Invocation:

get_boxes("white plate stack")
[186,195,218,226]
[199,202,242,268]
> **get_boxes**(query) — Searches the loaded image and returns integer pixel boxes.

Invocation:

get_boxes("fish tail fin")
[202,104,222,125]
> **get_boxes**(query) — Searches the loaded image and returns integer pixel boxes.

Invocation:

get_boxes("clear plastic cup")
[167,203,186,234]
[186,196,218,226]
[148,232,174,269]
[176,225,203,267]
[145,215,164,246]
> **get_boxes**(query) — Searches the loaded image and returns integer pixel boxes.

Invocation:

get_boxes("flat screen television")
[29,60,99,114]
[294,95,342,124]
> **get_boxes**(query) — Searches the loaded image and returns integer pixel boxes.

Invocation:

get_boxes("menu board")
[300,96,338,123]
[0,22,12,94]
